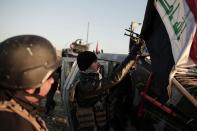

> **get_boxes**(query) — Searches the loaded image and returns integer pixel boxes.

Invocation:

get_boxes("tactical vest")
[76,101,108,129]
[0,99,48,131]
[71,82,113,130]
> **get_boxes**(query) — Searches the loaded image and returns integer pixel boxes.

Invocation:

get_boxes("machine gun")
[125,22,148,57]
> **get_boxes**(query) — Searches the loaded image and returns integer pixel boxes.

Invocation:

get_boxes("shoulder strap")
[0,100,48,131]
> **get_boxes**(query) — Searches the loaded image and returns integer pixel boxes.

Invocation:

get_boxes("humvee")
[60,38,196,131]
[60,51,197,131]
[60,1,197,128]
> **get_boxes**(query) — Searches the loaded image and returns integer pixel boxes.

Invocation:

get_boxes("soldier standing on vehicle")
[0,35,59,131]
[75,40,142,131]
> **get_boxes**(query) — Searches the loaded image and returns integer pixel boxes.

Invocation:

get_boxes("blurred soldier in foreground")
[0,35,59,131]
[75,40,142,131]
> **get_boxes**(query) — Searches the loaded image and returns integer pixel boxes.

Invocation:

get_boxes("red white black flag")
[141,0,197,103]
[155,0,197,67]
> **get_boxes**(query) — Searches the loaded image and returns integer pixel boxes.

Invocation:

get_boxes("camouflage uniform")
[0,99,48,131]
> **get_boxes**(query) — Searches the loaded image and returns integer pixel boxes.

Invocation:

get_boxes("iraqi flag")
[141,0,197,103]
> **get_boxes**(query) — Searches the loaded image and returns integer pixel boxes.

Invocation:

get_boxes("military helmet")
[0,35,58,89]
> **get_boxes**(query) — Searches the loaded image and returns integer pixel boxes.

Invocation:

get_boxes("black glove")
[129,38,143,55]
